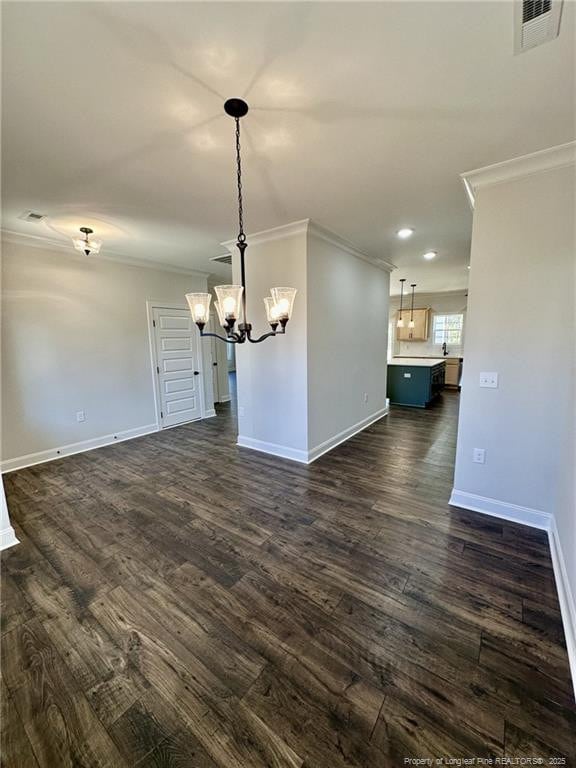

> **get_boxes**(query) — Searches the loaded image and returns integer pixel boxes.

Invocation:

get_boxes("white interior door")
[152,307,203,428]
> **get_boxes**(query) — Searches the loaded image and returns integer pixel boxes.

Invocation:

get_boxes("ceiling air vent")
[515,0,563,53]
[210,253,232,265]
[18,210,47,223]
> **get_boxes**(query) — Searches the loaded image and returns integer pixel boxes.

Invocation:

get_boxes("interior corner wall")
[306,232,390,452]
[453,164,576,597]
[1,238,212,465]
[232,230,308,457]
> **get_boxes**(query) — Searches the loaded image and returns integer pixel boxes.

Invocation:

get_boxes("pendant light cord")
[235,118,245,243]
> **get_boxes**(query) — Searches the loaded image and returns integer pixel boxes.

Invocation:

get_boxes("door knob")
[213,362,218,366]
[193,371,200,376]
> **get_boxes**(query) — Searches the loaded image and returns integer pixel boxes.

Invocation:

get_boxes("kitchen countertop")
[389,357,446,367]
[392,355,463,361]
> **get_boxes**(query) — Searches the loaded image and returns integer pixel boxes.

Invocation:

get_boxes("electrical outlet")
[363,393,368,403]
[479,372,498,388]
[76,410,86,423]
[473,447,486,464]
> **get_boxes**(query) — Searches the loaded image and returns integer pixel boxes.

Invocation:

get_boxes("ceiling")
[2,2,574,291]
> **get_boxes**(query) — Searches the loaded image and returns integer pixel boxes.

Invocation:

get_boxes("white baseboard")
[548,517,576,701]
[450,487,575,701]
[237,405,390,465]
[307,405,390,463]
[449,489,551,529]
[1,423,159,474]
[236,436,309,463]
[204,408,217,418]
[0,525,19,551]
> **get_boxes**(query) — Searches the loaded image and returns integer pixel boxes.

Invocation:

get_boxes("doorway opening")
[209,314,238,415]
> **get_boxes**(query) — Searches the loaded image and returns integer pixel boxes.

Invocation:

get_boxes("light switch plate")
[473,447,486,464]
[479,372,498,388]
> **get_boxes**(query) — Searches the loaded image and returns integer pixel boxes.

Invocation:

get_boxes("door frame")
[146,300,209,429]
[209,314,220,404]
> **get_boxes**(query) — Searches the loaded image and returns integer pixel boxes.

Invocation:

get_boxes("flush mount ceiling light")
[423,250,437,260]
[72,227,102,256]
[186,98,296,344]
[397,228,414,239]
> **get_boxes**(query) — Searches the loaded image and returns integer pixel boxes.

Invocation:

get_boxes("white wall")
[233,221,391,462]
[389,290,468,359]
[232,225,309,458]
[1,238,213,465]
[307,230,389,450]
[453,162,575,648]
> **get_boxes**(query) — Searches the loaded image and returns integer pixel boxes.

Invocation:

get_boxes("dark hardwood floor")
[2,390,575,767]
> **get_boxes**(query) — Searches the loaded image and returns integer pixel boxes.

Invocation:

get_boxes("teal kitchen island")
[387,358,446,408]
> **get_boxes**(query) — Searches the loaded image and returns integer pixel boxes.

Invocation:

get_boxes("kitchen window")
[432,313,464,345]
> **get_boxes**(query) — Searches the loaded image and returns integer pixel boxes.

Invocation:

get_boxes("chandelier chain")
[235,118,246,242]
[188,98,295,345]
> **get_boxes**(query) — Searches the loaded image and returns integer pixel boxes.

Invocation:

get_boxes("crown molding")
[222,219,396,273]
[221,219,309,251]
[0,229,211,278]
[390,288,468,301]
[307,220,396,273]
[461,141,576,209]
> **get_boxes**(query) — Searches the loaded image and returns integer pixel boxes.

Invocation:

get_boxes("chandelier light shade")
[397,278,406,328]
[214,301,227,328]
[187,98,296,344]
[185,292,212,325]
[214,285,244,323]
[263,297,280,327]
[73,227,102,256]
[408,283,417,328]
[270,287,297,320]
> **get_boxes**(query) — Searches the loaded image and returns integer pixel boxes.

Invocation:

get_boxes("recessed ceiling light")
[423,251,437,260]
[397,228,414,239]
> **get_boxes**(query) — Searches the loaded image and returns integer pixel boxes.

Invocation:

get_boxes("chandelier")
[186,99,297,344]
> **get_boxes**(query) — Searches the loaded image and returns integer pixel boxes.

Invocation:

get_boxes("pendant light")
[186,98,297,344]
[408,283,416,328]
[72,227,102,256]
[396,279,406,328]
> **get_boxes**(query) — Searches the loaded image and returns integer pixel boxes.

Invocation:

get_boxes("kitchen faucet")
[442,342,448,356]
